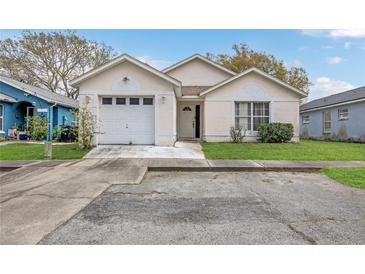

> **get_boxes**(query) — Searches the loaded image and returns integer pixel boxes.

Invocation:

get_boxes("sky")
[1,29,364,101]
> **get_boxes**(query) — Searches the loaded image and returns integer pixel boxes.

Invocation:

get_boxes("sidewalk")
[2,159,365,172]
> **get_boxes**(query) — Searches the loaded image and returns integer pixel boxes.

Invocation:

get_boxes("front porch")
[177,98,204,141]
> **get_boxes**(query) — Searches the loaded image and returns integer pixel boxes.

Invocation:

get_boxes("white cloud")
[329,29,365,38]
[344,42,352,49]
[301,29,365,39]
[309,77,354,100]
[136,56,171,70]
[300,30,327,37]
[321,45,333,49]
[326,56,344,64]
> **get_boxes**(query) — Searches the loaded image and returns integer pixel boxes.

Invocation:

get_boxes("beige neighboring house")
[71,53,308,146]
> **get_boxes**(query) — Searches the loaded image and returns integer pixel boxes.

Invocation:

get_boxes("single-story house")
[71,53,308,146]
[300,86,365,141]
[0,74,78,137]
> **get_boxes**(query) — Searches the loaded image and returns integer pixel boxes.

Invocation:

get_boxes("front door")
[179,104,196,139]
[26,106,35,129]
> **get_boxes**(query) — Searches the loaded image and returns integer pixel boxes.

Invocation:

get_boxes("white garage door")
[99,96,155,144]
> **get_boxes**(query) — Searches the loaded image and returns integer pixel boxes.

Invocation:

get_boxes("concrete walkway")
[2,159,365,172]
[83,142,205,159]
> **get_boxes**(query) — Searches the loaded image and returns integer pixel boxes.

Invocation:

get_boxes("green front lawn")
[0,143,90,160]
[321,167,365,189]
[202,140,365,161]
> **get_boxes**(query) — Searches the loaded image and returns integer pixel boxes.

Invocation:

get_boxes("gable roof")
[199,67,308,98]
[300,86,365,112]
[162,54,236,76]
[70,53,182,95]
[0,74,78,108]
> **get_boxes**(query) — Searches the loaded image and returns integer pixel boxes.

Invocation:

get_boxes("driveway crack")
[287,224,317,245]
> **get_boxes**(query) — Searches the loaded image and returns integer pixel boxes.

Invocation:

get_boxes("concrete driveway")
[41,171,365,245]
[83,142,205,159]
[0,160,147,244]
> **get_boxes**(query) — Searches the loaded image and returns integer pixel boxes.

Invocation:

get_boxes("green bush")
[257,123,294,143]
[52,125,62,141]
[26,116,48,141]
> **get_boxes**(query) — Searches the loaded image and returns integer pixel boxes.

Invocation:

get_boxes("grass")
[0,143,90,160]
[321,167,365,189]
[202,140,365,161]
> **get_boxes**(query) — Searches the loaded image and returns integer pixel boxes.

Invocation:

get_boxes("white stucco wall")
[203,72,302,142]
[77,60,177,146]
[166,58,233,86]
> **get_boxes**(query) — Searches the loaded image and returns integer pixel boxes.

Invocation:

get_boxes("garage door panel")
[99,97,155,145]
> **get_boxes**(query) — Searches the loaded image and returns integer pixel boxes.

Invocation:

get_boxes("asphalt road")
[40,171,365,244]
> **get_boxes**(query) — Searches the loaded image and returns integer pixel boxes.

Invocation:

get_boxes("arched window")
[183,106,192,111]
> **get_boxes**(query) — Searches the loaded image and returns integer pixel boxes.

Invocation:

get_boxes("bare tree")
[0,30,116,98]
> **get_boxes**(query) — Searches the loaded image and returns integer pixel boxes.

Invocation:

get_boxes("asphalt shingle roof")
[300,86,365,112]
[0,74,78,108]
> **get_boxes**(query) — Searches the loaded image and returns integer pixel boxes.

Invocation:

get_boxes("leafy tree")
[0,30,116,98]
[207,43,310,92]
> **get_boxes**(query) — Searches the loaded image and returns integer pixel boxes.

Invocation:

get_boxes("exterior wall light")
[161,96,166,104]
[123,76,129,82]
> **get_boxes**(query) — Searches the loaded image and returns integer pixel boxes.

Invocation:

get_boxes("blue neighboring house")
[300,86,365,142]
[0,74,78,137]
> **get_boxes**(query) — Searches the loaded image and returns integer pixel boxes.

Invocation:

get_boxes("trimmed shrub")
[257,123,294,143]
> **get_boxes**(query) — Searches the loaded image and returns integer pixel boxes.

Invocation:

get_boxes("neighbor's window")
[0,104,3,132]
[235,102,269,131]
[129,98,140,105]
[102,97,113,105]
[338,108,348,120]
[302,115,310,124]
[143,98,153,105]
[323,111,331,133]
[116,98,126,105]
